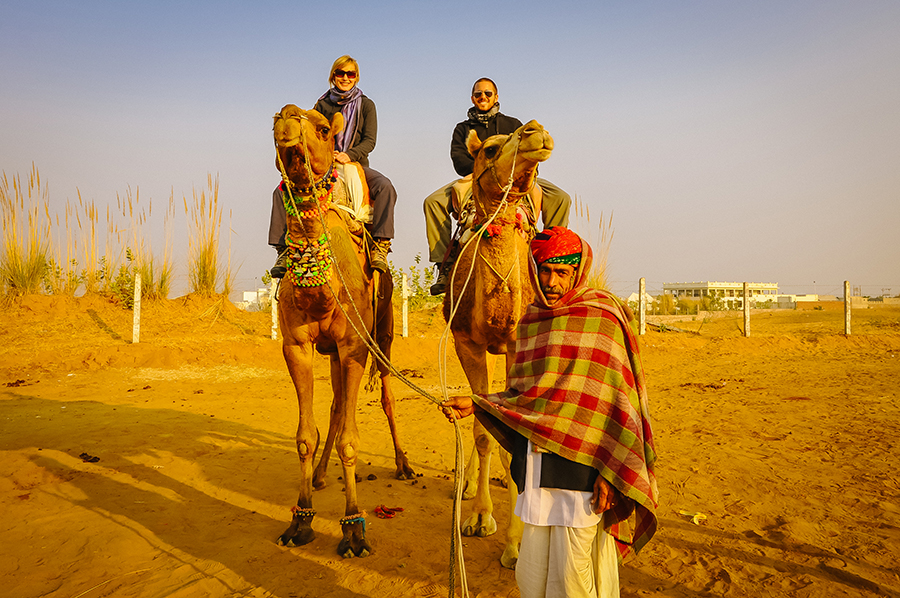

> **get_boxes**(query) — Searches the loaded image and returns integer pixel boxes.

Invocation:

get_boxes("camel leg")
[313,355,343,490]
[336,343,372,558]
[455,337,499,538]
[499,448,523,569]
[277,339,318,547]
[499,348,523,569]
[461,352,498,500]
[379,373,415,479]
[374,307,415,480]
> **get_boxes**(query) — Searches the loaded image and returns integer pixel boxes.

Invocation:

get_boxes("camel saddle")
[450,175,542,242]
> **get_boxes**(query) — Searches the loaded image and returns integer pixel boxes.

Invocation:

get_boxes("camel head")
[273,104,344,192]
[467,120,553,209]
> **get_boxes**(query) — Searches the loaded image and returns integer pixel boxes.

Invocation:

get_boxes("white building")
[236,287,272,311]
[663,281,779,309]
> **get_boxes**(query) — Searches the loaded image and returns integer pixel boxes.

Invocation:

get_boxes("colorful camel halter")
[274,114,340,288]
[466,129,533,293]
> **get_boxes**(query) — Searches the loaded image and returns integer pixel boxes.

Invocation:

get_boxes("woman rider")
[269,55,397,274]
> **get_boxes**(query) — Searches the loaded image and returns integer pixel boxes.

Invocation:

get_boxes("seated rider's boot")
[430,241,460,296]
[370,238,391,273]
[270,245,289,279]
[429,267,449,296]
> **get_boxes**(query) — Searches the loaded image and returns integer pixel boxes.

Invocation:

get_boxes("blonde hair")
[329,55,360,86]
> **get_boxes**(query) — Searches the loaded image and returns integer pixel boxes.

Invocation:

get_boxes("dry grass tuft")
[0,165,51,296]
[184,174,227,297]
[571,194,614,291]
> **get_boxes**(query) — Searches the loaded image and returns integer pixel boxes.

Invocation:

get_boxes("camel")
[272,104,414,558]
[443,120,553,569]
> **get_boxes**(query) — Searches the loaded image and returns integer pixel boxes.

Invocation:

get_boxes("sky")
[2,0,898,300]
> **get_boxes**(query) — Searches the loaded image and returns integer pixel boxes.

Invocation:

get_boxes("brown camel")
[272,104,413,558]
[443,120,553,569]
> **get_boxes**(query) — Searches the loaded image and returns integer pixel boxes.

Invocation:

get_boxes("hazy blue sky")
[2,0,898,298]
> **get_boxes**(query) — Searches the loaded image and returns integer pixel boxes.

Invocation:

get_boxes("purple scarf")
[319,86,363,152]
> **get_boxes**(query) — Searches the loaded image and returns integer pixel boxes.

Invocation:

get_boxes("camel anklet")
[291,505,316,518]
[339,512,367,532]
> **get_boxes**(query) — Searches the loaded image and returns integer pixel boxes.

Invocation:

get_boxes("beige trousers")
[422,177,571,264]
[515,521,619,598]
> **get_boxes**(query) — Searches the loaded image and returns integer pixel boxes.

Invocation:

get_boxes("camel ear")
[331,112,345,136]
[466,130,483,157]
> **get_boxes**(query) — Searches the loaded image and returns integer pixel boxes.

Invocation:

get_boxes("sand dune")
[1,296,898,597]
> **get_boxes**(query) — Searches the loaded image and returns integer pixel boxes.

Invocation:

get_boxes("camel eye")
[319,126,330,136]
[483,145,499,159]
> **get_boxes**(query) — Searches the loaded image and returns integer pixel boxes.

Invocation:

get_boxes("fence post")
[743,282,750,337]
[132,274,142,344]
[271,279,279,340]
[402,272,409,338]
[639,277,646,335]
[844,280,851,335]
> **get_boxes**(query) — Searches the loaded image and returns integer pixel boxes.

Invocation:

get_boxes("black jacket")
[314,94,377,168]
[450,111,523,177]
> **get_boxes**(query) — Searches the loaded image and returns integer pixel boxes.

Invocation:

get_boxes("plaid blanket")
[474,287,658,558]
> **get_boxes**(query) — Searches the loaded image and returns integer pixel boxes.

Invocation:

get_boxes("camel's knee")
[296,439,314,462]
[474,431,493,453]
[338,441,358,465]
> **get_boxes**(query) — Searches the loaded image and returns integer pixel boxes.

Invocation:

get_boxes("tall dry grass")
[118,186,173,301]
[571,194,614,291]
[1,166,179,303]
[76,191,102,294]
[185,174,231,297]
[0,165,51,297]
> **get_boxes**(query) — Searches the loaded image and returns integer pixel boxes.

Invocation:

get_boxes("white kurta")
[514,441,619,598]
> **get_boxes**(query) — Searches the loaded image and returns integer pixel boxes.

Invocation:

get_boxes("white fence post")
[271,279,279,340]
[401,272,409,338]
[639,278,646,335]
[844,280,851,336]
[743,282,750,337]
[132,274,142,344]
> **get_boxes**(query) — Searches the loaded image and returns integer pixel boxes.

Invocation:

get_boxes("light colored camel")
[272,104,413,558]
[443,120,553,569]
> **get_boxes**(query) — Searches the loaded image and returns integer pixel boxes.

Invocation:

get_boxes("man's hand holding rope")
[441,395,476,422]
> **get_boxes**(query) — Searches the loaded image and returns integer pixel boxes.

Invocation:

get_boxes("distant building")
[236,287,272,311]
[663,281,778,309]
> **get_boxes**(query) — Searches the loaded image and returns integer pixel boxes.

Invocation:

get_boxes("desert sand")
[1,295,899,598]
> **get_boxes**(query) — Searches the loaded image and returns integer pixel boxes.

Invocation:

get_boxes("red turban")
[530,227,582,265]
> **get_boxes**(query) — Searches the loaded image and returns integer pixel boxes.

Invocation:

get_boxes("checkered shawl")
[474,239,658,558]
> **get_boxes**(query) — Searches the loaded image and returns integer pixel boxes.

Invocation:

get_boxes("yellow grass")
[571,194,614,291]
[184,174,227,297]
[1,166,177,302]
[0,165,51,296]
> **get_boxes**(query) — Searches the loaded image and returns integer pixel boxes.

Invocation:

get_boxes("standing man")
[424,78,571,295]
[442,227,658,598]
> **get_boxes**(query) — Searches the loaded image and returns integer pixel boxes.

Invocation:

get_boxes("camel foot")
[395,456,415,480]
[277,511,316,547]
[500,543,519,569]
[462,512,498,538]
[338,517,371,558]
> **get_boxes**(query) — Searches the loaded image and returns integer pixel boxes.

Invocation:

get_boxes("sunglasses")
[472,90,494,99]
[333,69,357,79]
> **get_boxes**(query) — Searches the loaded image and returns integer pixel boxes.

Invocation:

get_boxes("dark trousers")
[268,167,397,247]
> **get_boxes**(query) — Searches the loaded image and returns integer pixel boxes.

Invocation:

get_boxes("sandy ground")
[2,294,899,598]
